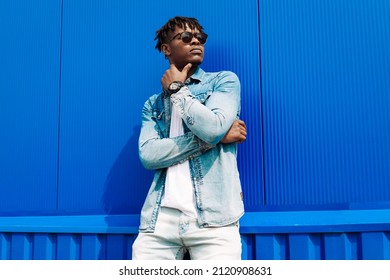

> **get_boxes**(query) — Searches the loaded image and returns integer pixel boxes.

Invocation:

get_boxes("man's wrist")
[168,81,185,94]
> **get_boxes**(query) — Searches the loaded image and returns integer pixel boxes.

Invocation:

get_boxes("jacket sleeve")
[170,71,241,145]
[138,97,214,170]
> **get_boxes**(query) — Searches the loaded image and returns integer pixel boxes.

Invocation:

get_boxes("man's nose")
[190,37,200,45]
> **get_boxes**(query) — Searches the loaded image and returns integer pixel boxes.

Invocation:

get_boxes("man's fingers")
[233,119,246,129]
[165,63,192,83]
[221,119,247,144]
[169,63,178,70]
[235,120,247,135]
[237,119,246,128]
[237,119,247,143]
[182,63,192,74]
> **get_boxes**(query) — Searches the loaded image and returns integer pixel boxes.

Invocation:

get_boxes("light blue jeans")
[132,207,242,260]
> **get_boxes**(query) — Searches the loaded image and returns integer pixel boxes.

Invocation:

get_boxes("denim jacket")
[138,67,245,232]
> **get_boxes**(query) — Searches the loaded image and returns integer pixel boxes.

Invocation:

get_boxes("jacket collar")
[187,67,205,83]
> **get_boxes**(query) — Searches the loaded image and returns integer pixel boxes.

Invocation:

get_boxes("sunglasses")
[169,31,208,44]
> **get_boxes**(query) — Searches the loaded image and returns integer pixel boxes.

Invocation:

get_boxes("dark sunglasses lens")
[180,32,208,44]
[196,33,208,44]
[181,32,193,43]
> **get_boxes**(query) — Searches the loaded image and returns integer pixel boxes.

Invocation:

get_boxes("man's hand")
[221,119,247,144]
[161,63,192,91]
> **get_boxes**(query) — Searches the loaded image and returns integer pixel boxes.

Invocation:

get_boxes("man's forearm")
[139,131,213,170]
[170,72,241,145]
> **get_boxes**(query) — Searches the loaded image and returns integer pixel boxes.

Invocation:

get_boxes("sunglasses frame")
[169,31,208,44]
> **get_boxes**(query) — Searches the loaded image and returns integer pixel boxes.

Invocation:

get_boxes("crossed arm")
[221,119,247,144]
[138,102,247,171]
[139,66,246,170]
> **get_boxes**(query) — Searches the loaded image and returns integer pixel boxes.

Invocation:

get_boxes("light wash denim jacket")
[138,67,245,232]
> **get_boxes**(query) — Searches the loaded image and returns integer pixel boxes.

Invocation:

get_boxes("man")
[132,16,247,260]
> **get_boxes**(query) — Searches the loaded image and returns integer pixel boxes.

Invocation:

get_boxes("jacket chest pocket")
[151,109,166,138]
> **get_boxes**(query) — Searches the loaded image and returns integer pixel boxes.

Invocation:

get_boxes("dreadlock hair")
[154,16,205,52]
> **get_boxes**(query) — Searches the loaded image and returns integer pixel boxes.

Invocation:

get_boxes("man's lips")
[190,48,203,54]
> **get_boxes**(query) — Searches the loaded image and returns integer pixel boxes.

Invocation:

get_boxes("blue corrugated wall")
[1,211,390,259]
[260,0,390,210]
[0,0,389,259]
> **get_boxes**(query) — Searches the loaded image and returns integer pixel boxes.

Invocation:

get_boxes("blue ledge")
[0,214,140,234]
[0,209,389,234]
[240,209,390,233]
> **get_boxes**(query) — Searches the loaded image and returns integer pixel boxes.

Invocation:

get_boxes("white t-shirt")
[160,99,198,218]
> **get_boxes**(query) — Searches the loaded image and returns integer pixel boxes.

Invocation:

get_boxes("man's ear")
[161,44,171,57]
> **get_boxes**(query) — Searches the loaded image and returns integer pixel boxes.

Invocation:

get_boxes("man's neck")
[182,64,198,80]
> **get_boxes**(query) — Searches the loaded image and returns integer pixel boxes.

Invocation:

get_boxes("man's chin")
[190,60,202,67]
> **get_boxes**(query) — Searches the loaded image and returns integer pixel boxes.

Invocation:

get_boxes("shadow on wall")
[101,125,153,215]
[99,125,153,259]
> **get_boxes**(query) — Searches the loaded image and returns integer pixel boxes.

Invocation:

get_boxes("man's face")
[164,25,205,69]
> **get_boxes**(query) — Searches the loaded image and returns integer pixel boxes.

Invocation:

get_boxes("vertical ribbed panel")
[260,0,390,208]
[1,231,389,260]
[228,0,264,211]
[360,232,390,260]
[195,0,264,211]
[0,232,135,260]
[81,234,104,260]
[33,234,56,260]
[322,233,359,260]
[255,234,288,260]
[10,234,33,260]
[0,211,389,260]
[105,234,133,260]
[59,0,154,214]
[242,232,390,260]
[0,233,11,260]
[288,233,322,259]
[0,0,61,213]
[57,234,81,260]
